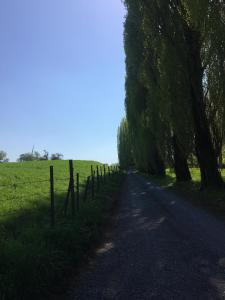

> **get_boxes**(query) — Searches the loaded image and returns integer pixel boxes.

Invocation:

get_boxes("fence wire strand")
[0,178,71,188]
[0,162,118,222]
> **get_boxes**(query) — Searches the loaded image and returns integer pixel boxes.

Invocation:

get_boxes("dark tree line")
[118,0,225,188]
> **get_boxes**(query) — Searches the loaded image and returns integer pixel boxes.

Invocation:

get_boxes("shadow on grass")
[141,170,225,218]
[141,171,176,188]
[58,172,225,300]
[0,173,124,300]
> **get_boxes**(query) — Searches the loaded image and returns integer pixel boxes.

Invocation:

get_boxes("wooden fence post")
[50,165,55,227]
[69,160,75,218]
[100,166,103,182]
[103,164,106,182]
[91,165,95,200]
[64,181,71,216]
[83,176,90,202]
[108,166,111,177]
[76,173,80,211]
[97,165,100,191]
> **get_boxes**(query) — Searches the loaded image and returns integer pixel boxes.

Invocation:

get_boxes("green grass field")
[0,160,123,300]
[0,160,102,223]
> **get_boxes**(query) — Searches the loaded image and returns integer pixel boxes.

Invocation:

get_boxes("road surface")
[67,171,225,299]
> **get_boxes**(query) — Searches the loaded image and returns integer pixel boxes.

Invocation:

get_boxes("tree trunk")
[153,148,166,177]
[147,148,165,177]
[219,151,223,169]
[148,162,157,175]
[185,28,223,188]
[173,136,192,182]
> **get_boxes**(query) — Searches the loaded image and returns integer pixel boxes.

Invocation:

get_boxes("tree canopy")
[118,0,225,188]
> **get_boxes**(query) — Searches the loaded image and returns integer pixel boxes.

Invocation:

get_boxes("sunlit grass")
[156,168,225,187]
[0,160,123,300]
[0,160,102,222]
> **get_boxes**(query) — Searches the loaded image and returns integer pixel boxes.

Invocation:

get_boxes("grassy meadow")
[0,160,102,223]
[0,160,123,300]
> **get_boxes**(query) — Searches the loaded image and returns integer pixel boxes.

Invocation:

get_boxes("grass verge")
[141,168,225,217]
[0,170,125,300]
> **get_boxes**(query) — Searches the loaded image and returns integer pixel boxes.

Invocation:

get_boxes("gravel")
[67,172,225,299]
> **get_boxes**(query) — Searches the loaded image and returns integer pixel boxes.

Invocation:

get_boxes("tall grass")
[0,160,123,300]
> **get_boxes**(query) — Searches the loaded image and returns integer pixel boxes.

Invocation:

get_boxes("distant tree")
[39,150,49,161]
[33,151,41,160]
[0,151,9,162]
[17,149,52,162]
[18,152,35,162]
[51,153,63,160]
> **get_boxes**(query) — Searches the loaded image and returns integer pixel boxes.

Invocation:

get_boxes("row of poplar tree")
[117,0,225,189]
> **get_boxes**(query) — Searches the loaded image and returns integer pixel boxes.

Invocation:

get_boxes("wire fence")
[0,161,120,226]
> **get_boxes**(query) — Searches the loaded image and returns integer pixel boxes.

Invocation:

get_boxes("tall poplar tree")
[119,0,225,188]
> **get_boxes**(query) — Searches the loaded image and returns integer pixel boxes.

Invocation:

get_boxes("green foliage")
[17,152,39,161]
[0,150,8,163]
[50,153,63,160]
[0,160,123,299]
[17,150,62,162]
[121,0,225,187]
[117,118,133,169]
[123,0,166,175]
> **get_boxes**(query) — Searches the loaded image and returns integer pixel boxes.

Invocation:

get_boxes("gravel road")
[67,171,225,299]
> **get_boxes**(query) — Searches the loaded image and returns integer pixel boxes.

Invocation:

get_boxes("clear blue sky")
[0,0,126,163]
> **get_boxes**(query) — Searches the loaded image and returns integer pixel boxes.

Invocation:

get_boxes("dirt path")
[67,171,225,299]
